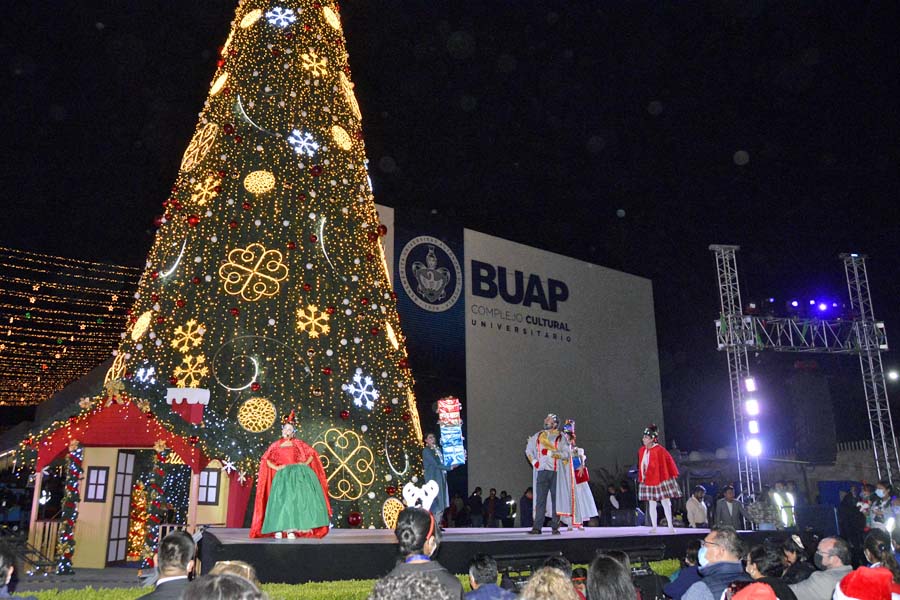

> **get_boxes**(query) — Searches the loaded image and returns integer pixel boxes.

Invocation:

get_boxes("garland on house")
[56,440,83,574]
[126,481,149,562]
[141,441,170,569]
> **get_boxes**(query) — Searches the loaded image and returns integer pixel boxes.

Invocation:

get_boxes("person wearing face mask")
[682,526,750,600]
[871,481,893,530]
[249,412,331,539]
[787,537,852,600]
[524,413,571,535]
[387,507,463,599]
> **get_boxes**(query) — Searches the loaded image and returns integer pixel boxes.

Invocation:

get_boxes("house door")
[106,450,136,565]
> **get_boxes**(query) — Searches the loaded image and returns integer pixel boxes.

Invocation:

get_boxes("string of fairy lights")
[0,247,140,406]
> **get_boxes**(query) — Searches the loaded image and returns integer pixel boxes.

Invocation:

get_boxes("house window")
[85,467,109,503]
[198,469,220,505]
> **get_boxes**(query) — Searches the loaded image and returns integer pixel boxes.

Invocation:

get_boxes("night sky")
[2,2,898,451]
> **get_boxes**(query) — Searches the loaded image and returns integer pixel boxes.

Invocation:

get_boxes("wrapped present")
[440,424,466,467]
[437,396,462,425]
[443,445,466,467]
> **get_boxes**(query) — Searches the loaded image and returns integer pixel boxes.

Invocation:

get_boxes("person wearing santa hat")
[831,566,893,600]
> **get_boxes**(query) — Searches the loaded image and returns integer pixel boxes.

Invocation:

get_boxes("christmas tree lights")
[55,440,83,574]
[127,481,148,562]
[101,0,424,528]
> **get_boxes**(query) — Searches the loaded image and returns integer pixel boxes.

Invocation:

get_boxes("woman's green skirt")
[261,463,330,533]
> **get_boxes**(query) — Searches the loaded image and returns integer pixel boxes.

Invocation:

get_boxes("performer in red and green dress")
[637,424,680,533]
[250,415,331,539]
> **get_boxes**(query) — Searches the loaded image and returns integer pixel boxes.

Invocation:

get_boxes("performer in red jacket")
[637,424,680,533]
[250,413,331,539]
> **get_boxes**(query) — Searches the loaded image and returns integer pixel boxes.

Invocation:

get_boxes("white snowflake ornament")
[265,7,297,28]
[342,368,380,410]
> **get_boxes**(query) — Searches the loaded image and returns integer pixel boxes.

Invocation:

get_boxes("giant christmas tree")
[110,0,423,528]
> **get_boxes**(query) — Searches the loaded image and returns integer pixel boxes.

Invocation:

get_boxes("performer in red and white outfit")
[563,421,599,527]
[637,424,680,533]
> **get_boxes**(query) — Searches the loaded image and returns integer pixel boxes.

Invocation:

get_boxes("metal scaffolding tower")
[711,247,899,488]
[710,245,761,498]
[842,254,899,482]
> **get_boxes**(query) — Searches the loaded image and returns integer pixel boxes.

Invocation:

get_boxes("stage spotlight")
[748,420,759,434]
[791,300,799,308]
[888,370,899,382]
[744,377,757,393]
[809,300,816,306]
[768,298,775,303]
[818,303,828,311]
[832,302,839,308]
[746,438,762,457]
[745,398,760,416]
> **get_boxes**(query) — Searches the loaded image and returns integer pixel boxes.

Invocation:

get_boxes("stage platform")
[201,526,770,584]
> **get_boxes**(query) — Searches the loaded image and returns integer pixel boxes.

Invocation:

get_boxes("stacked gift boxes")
[437,396,466,468]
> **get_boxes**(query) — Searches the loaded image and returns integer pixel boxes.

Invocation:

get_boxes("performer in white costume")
[567,421,598,526]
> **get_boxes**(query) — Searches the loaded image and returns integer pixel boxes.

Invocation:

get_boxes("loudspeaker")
[789,368,837,464]
[610,509,636,526]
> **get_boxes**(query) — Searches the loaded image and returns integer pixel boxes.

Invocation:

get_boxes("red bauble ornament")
[153,215,165,228]
[169,376,179,386]
[234,135,243,143]
[287,242,296,250]
[151,271,159,279]
[242,202,252,211]
[192,276,201,284]
[285,32,294,40]
[360,297,369,305]
[390,292,398,300]
[229,220,239,229]
[229,307,240,317]
[217,169,227,178]
[151,294,160,302]
[383,406,392,414]
[223,123,235,135]
[251,382,261,392]
[298,192,307,202]
[398,358,409,369]
[367,231,379,242]
[325,306,335,315]
[386,486,397,495]
[303,283,312,291]
[322,367,332,375]
[176,300,186,308]
[310,165,323,177]
[347,511,362,527]
[271,48,280,56]
[187,215,201,227]
[156,317,165,324]
[217,58,225,68]
[366,253,375,262]
[401,412,411,422]
[189,436,199,445]
[309,234,318,243]
[370,327,380,336]
[213,185,222,193]
[340,410,350,420]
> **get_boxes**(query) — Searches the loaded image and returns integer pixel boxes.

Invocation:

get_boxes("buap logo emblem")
[399,236,462,312]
